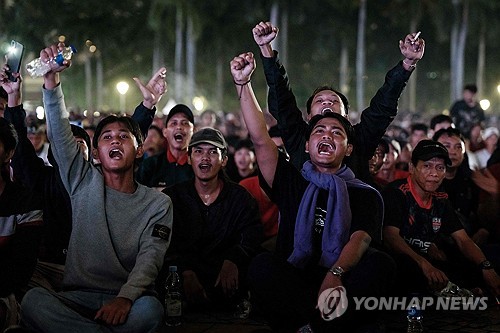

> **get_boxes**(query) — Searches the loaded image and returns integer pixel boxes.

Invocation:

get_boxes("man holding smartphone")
[5,40,24,83]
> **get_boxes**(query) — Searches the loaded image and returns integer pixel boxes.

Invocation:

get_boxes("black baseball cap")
[166,104,194,124]
[411,139,452,166]
[70,124,91,149]
[189,127,227,150]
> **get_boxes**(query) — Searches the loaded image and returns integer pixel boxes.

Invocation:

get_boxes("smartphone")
[6,40,24,82]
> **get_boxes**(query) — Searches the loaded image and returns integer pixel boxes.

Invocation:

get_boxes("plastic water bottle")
[25,45,77,77]
[407,305,423,332]
[165,266,182,326]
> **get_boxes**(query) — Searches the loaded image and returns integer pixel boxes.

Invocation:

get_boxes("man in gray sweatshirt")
[21,43,173,333]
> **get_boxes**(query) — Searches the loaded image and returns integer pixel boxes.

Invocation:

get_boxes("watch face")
[481,260,493,269]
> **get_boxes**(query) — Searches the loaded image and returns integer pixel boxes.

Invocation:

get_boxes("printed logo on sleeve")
[152,224,171,240]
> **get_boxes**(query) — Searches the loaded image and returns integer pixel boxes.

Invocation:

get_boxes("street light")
[116,81,129,114]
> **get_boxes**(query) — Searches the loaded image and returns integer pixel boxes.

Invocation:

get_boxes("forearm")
[261,52,302,127]
[7,90,21,107]
[5,105,47,186]
[333,231,371,272]
[43,85,86,192]
[454,232,487,265]
[131,102,156,139]
[236,82,278,187]
[384,227,429,268]
[259,44,274,58]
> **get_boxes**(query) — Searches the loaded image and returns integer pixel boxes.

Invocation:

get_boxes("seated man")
[3,63,167,292]
[136,104,195,191]
[21,43,173,333]
[432,128,484,244]
[160,128,263,312]
[231,52,395,331]
[382,139,500,298]
[0,118,43,331]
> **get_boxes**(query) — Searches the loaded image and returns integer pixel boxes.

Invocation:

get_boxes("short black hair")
[148,125,163,137]
[432,127,465,143]
[305,86,349,115]
[411,123,428,133]
[464,84,478,94]
[305,113,355,144]
[93,115,143,149]
[70,124,91,150]
[430,114,453,130]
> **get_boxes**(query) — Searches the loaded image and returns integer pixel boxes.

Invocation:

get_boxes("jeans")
[21,288,163,333]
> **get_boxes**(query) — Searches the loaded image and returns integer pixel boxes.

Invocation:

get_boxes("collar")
[166,148,189,165]
[407,176,433,209]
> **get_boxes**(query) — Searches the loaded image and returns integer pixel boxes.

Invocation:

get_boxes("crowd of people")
[0,21,499,333]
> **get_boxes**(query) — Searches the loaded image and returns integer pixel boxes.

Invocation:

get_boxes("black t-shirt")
[383,178,463,254]
[259,153,382,263]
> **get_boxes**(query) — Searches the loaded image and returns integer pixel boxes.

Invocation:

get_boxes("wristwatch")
[328,266,344,278]
[479,260,494,270]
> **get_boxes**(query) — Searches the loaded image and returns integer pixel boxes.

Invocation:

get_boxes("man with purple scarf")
[231,52,396,332]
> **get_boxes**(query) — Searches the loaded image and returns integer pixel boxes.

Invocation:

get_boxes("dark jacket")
[162,177,263,277]
[261,51,412,183]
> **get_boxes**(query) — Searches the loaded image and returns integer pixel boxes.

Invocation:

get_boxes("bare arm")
[451,229,500,296]
[230,52,278,188]
[384,226,448,290]
[318,231,371,296]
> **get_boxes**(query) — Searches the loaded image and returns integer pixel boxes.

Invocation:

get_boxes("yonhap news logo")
[317,286,348,320]
[317,288,489,321]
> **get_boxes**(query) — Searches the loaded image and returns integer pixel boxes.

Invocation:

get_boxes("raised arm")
[355,32,425,159]
[131,67,167,136]
[230,52,278,188]
[41,43,90,194]
[252,21,308,169]
[1,64,47,187]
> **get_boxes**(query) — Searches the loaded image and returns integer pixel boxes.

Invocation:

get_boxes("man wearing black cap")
[136,103,194,190]
[158,127,263,313]
[382,139,500,298]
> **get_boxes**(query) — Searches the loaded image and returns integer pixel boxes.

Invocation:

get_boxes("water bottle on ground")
[25,45,77,77]
[165,266,182,326]
[407,305,423,333]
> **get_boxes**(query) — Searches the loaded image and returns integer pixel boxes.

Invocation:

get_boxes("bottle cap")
[169,266,177,272]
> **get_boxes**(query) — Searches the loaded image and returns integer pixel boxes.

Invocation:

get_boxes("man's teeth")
[318,142,333,154]
[322,108,333,114]
[174,134,183,141]
[109,149,121,158]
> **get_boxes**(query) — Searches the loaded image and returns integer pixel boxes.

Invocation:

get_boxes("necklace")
[199,180,222,206]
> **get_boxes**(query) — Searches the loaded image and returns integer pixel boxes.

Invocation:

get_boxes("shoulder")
[137,183,171,205]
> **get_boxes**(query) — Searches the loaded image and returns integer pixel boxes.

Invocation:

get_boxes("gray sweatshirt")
[43,85,172,301]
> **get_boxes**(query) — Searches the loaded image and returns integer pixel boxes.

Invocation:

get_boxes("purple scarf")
[287,162,381,269]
